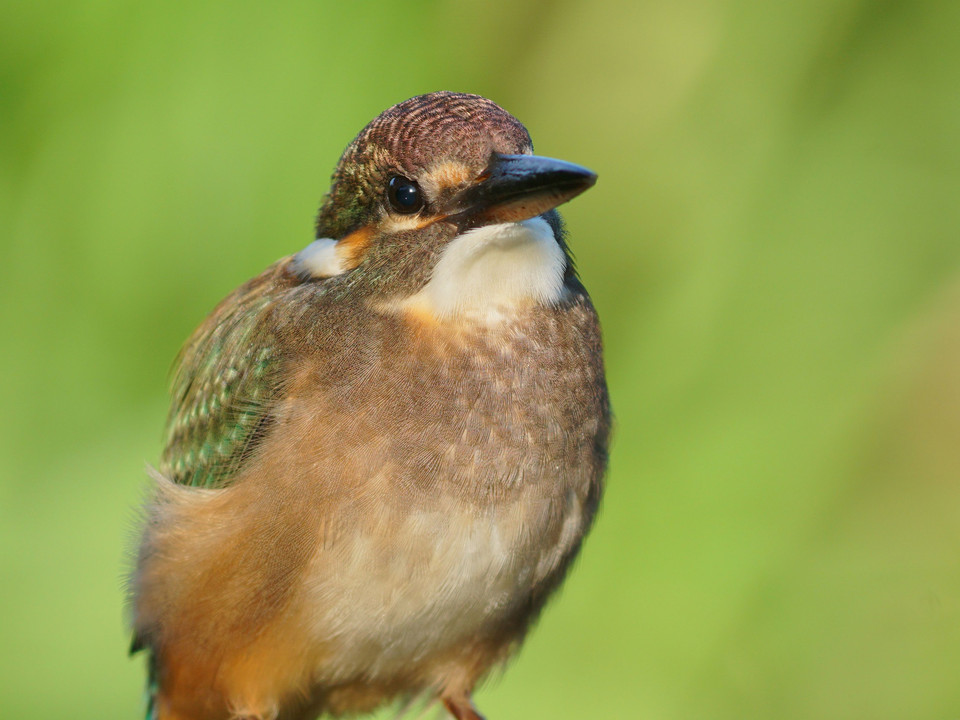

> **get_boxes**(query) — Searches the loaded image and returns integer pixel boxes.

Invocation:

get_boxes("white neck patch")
[292,237,346,278]
[402,216,567,322]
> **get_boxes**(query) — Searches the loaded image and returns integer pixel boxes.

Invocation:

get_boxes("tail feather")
[130,636,159,720]
[144,653,159,720]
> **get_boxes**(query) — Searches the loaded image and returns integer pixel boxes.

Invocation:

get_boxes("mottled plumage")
[131,92,609,720]
[161,274,282,488]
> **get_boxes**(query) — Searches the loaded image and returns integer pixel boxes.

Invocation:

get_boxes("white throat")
[404,217,567,322]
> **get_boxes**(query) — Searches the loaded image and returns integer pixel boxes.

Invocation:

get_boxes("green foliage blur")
[2,1,959,717]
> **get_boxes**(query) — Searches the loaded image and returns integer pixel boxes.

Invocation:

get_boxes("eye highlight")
[387,176,424,214]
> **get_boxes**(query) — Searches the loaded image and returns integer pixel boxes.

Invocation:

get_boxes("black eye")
[387,176,424,214]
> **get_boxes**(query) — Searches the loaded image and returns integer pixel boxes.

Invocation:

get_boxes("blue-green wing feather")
[159,266,287,488]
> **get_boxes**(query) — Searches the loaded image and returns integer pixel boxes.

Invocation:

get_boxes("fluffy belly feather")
[303,483,586,683]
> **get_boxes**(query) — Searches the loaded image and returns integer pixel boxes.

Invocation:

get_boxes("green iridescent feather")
[159,268,285,489]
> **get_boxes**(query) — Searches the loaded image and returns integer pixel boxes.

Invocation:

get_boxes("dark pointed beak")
[447,153,597,227]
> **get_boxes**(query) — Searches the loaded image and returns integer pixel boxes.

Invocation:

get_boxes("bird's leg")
[442,695,485,720]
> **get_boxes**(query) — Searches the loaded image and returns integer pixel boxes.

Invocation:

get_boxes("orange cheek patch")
[336,226,377,268]
[337,219,442,268]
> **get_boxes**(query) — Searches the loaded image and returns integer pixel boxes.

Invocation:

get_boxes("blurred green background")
[2,0,959,718]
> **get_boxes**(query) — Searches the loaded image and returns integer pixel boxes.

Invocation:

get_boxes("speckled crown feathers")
[316,92,533,239]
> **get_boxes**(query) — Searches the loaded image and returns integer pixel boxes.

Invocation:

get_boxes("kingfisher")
[130,91,610,720]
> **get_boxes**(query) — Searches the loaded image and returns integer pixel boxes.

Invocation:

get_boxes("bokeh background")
[2,1,959,718]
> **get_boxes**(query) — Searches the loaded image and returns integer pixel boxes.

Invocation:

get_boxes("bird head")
[296,92,596,321]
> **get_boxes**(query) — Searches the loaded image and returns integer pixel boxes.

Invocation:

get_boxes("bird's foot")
[442,696,485,720]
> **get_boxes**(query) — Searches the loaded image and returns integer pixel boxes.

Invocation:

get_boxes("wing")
[159,263,290,488]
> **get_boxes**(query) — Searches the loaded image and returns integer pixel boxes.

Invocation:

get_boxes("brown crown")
[316,92,532,239]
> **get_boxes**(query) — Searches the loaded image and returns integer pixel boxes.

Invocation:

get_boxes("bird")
[130,91,611,720]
